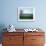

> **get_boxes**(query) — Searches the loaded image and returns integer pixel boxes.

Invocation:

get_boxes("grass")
[19,14,33,19]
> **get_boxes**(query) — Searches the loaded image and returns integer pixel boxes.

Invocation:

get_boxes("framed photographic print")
[18,7,35,21]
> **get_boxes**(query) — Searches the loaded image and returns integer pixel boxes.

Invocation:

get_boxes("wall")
[0,0,46,30]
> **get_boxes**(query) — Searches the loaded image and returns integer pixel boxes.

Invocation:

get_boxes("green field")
[19,14,33,19]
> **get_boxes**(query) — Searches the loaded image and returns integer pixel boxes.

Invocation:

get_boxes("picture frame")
[17,7,35,21]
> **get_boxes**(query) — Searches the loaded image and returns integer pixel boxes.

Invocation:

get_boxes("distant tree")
[20,10,23,16]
